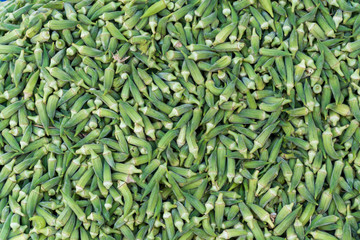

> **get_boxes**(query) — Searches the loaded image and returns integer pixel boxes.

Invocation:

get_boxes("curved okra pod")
[322,126,341,159]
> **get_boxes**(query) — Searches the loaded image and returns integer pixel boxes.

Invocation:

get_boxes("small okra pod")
[61,214,76,239]
[61,191,88,224]
[238,202,254,223]
[319,43,344,77]
[175,201,190,223]
[304,166,315,196]
[140,164,167,199]
[326,103,351,117]
[10,213,20,231]
[322,126,341,159]
[250,121,279,153]
[145,183,159,220]
[64,107,95,128]
[0,99,27,119]
[8,195,24,217]
[2,128,22,153]
[89,149,103,181]
[329,160,344,193]
[273,206,302,236]
[117,181,133,217]
[102,160,112,190]
[103,62,115,94]
[275,202,294,225]
[244,170,258,204]
[41,176,61,192]
[0,158,15,183]
[182,190,206,214]
[310,230,338,240]
[256,163,280,195]
[166,172,185,202]
[214,193,225,231]
[259,47,292,57]
[280,158,293,184]
[342,221,351,240]
[341,119,359,144]
[348,87,360,121]
[219,228,247,239]
[317,188,333,214]
[248,203,274,228]
[285,136,310,150]
[297,182,317,205]
[104,21,127,42]
[289,159,304,191]
[247,219,265,240]
[343,161,354,187]
[163,211,175,239]
[259,186,280,208]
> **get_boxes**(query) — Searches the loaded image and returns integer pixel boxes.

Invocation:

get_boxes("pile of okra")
[0,0,360,239]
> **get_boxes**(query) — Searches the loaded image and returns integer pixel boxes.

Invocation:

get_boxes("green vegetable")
[0,0,360,239]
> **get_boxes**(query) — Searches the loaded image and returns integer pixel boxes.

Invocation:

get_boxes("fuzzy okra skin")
[0,0,360,239]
